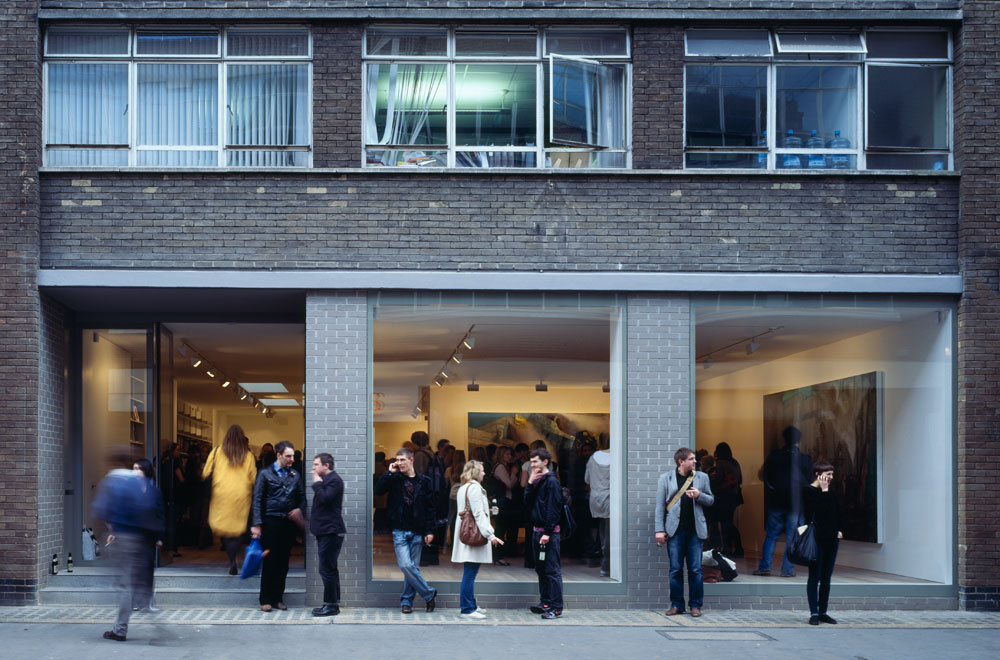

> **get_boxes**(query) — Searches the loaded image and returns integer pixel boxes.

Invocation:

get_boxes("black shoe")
[401,604,413,614]
[426,590,437,612]
[493,559,510,566]
[818,614,838,624]
[540,609,562,619]
[103,630,126,642]
[808,615,820,626]
[312,604,340,617]
[228,565,238,576]
[752,569,770,576]
[530,604,549,614]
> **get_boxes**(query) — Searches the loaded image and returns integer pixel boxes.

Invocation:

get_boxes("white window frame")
[43,24,313,168]
[362,25,632,169]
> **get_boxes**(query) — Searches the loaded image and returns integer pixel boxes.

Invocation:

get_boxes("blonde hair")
[460,460,484,485]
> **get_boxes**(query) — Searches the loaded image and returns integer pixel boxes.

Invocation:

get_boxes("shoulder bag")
[458,486,488,546]
[787,518,819,566]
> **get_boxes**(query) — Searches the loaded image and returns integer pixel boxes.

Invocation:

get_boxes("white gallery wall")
[696,311,953,583]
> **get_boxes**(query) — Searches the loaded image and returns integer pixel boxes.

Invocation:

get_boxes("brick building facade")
[1,1,996,611]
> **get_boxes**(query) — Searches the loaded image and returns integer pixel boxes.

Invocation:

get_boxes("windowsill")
[38,166,962,177]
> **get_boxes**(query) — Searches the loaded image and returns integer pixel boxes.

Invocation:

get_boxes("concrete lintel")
[38,269,963,295]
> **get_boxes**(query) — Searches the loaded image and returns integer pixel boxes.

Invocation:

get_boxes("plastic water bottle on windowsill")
[806,129,826,169]
[781,129,802,169]
[828,130,850,169]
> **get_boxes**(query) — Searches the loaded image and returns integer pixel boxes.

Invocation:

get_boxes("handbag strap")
[666,472,696,512]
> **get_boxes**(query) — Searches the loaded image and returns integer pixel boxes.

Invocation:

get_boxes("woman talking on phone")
[803,461,842,625]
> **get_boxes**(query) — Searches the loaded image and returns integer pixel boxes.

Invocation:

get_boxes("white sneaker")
[475,607,487,614]
[460,611,487,620]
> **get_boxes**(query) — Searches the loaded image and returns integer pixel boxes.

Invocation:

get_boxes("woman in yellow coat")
[203,425,257,575]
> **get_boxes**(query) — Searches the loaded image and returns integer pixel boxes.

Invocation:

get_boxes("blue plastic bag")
[240,539,265,579]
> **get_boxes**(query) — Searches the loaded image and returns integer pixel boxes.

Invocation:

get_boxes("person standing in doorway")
[655,447,714,618]
[310,452,345,617]
[585,440,612,577]
[374,448,438,614]
[251,440,305,612]
[754,426,813,577]
[524,447,564,619]
[204,425,258,575]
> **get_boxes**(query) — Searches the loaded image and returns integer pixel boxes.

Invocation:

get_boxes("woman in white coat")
[452,460,504,619]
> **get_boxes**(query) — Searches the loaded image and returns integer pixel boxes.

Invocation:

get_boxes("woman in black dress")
[803,460,842,625]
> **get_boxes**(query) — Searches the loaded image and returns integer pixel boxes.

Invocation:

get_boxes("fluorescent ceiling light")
[239,383,289,393]
[258,398,300,407]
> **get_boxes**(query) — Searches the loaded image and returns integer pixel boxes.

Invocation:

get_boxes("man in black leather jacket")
[251,440,305,611]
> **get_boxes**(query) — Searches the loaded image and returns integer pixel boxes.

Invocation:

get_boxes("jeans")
[317,533,345,606]
[807,538,839,615]
[667,528,704,610]
[531,530,564,611]
[392,529,436,606]
[758,507,802,575]
[460,562,481,613]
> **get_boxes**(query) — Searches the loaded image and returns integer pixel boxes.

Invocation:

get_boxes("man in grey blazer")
[655,447,714,617]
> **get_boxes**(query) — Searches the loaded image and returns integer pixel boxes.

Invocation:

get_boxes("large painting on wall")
[763,371,882,543]
[468,412,609,468]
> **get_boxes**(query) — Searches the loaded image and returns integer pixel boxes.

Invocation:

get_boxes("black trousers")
[806,538,839,616]
[316,533,345,605]
[260,516,296,606]
[531,530,563,610]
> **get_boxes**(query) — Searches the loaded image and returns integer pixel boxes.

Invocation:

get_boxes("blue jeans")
[758,508,802,575]
[667,528,704,610]
[460,562,480,614]
[392,529,436,606]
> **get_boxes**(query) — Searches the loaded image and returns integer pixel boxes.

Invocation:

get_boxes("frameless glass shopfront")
[370,292,625,584]
[694,294,954,585]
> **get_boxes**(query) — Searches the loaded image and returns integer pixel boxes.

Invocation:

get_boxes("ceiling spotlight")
[535,380,548,392]
[178,344,189,358]
[434,376,445,387]
[261,406,269,415]
[439,369,450,379]
[451,353,463,364]
[602,383,610,393]
[239,389,248,401]
[191,356,203,368]
[206,368,217,378]
[746,340,760,355]
[462,335,475,350]
[221,379,231,388]
[467,380,480,392]
[411,406,420,419]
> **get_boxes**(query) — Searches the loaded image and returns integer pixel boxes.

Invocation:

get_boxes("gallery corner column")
[304,291,369,608]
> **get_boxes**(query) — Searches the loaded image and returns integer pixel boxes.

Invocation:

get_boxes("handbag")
[458,487,488,547]
[240,538,267,579]
[787,521,819,566]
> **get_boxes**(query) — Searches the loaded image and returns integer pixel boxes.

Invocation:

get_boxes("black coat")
[373,470,437,535]
[310,470,346,536]
[252,463,306,526]
[524,470,562,534]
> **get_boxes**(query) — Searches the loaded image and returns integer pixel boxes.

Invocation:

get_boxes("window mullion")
[129,58,137,167]
[219,62,226,167]
[767,64,776,169]
[447,61,455,168]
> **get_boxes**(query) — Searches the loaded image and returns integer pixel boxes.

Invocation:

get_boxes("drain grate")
[656,630,775,641]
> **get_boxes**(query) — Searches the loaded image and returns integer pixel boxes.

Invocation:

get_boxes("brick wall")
[632,25,683,169]
[36,295,67,584]
[954,0,1000,612]
[313,23,363,169]
[39,174,959,274]
[0,0,41,606]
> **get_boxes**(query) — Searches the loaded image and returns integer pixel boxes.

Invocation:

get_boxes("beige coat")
[203,448,257,537]
[451,481,495,564]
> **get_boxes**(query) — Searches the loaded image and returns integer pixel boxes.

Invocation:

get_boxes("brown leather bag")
[458,487,487,546]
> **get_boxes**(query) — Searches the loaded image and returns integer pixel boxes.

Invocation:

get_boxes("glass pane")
[366,27,447,56]
[456,151,537,168]
[686,152,766,169]
[685,29,771,57]
[47,63,128,146]
[137,30,219,56]
[455,64,537,146]
[776,32,865,54]
[545,28,628,56]
[868,66,948,150]
[777,66,858,148]
[47,27,129,55]
[228,64,309,146]
[776,153,856,170]
[546,151,626,168]
[227,29,310,57]
[137,150,218,167]
[365,149,446,167]
[866,153,949,170]
[694,295,954,582]
[685,65,766,148]
[866,31,949,59]
[550,58,626,148]
[46,149,128,167]
[138,64,219,147]
[365,63,447,146]
[227,150,309,167]
[456,30,536,57]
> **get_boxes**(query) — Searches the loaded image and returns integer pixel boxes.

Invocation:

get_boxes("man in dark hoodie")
[523,447,564,619]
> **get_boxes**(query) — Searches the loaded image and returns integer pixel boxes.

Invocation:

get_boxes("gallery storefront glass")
[694,294,954,585]
[371,292,624,584]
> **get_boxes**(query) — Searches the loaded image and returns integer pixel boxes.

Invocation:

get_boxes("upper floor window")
[44,26,312,167]
[363,26,631,168]
[684,28,952,171]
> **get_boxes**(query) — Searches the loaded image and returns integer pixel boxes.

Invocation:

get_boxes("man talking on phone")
[523,447,564,619]
[374,448,438,613]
